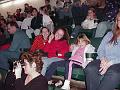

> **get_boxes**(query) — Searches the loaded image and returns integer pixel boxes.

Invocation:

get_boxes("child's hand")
[69,44,75,52]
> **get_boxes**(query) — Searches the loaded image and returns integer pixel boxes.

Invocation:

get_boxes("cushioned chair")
[79,28,97,38]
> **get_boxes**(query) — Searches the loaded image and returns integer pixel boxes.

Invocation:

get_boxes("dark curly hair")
[20,51,43,73]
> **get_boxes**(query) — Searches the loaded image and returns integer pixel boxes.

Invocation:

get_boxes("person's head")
[0,18,6,25]
[16,8,21,13]
[39,6,48,15]
[45,0,50,5]
[74,0,80,6]
[87,0,97,6]
[26,12,32,18]
[11,15,16,22]
[54,27,69,41]
[80,0,87,4]
[109,12,120,44]
[87,8,96,19]
[76,33,90,47]
[32,8,38,17]
[40,27,50,39]
[20,51,43,75]
[7,21,18,34]
[24,3,29,8]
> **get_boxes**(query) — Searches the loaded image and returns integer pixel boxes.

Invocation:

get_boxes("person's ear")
[32,62,36,68]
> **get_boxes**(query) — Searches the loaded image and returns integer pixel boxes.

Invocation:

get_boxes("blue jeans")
[41,57,64,76]
[84,60,120,90]
[45,60,69,81]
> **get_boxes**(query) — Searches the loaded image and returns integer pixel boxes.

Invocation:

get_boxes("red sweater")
[30,35,48,52]
[43,39,69,58]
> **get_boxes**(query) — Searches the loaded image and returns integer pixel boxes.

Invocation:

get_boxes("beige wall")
[0,0,45,17]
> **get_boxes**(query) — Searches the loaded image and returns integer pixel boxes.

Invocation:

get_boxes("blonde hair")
[76,33,91,44]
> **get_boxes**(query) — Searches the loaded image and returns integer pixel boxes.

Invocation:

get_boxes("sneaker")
[55,80,63,87]
[61,80,70,90]
[48,80,53,85]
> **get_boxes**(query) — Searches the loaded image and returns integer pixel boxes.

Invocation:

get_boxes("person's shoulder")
[104,31,113,37]
[38,74,47,82]
[86,44,95,49]
[15,29,23,34]
[15,29,28,37]
[36,35,42,38]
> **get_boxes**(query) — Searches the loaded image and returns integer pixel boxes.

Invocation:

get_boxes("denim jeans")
[41,57,64,76]
[84,60,120,90]
[45,60,69,81]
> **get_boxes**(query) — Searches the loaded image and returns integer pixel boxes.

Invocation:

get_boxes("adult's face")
[54,29,64,40]
[32,9,37,17]
[7,24,16,34]
[23,59,33,75]
[41,28,49,39]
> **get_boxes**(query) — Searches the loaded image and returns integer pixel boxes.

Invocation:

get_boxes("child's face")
[88,10,95,18]
[78,38,87,47]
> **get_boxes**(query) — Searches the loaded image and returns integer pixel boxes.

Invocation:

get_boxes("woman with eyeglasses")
[84,11,120,90]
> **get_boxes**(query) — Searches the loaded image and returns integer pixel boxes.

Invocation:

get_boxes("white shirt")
[42,14,54,32]
[43,14,53,26]
[81,19,98,29]
[21,16,33,30]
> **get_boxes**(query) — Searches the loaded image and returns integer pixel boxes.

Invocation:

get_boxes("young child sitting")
[61,33,95,90]
[81,8,98,29]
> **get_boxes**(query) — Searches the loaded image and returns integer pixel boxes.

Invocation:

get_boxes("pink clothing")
[68,61,81,80]
[68,47,85,80]
[69,47,85,63]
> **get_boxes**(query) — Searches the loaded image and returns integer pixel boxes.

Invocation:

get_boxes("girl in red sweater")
[30,27,50,52]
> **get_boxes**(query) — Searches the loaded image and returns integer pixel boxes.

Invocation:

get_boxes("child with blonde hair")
[61,33,95,90]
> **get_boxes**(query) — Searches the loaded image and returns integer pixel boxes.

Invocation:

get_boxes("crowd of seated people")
[0,0,120,90]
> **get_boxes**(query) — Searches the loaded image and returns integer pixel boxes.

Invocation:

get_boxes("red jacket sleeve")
[30,35,44,52]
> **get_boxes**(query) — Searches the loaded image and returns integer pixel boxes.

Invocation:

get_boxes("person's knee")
[84,62,97,73]
[106,67,120,79]
[48,62,57,68]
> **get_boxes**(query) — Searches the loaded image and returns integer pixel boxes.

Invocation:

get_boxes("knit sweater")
[30,35,48,52]
[43,39,69,58]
